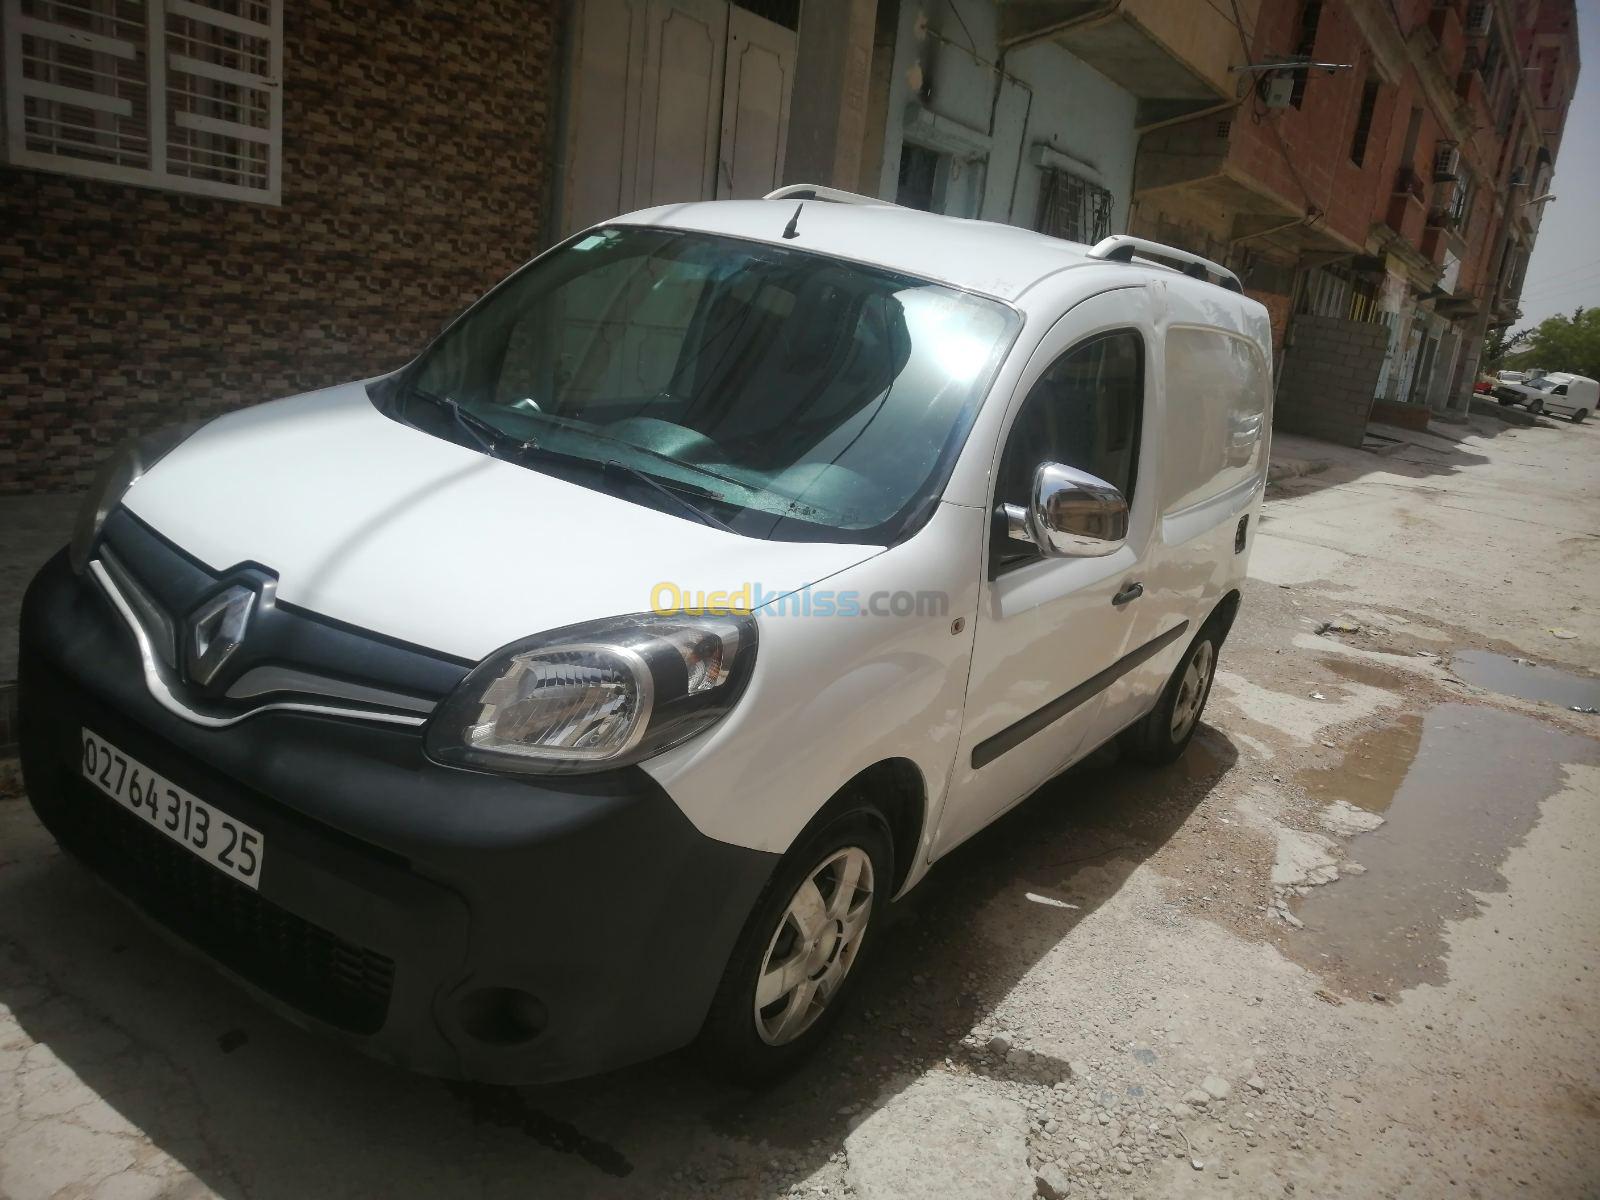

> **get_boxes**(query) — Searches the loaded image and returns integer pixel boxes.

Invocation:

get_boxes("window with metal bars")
[1297,263,1380,324]
[2,0,283,203]
[1035,166,1112,246]
[1449,174,1474,227]
[1290,0,1323,108]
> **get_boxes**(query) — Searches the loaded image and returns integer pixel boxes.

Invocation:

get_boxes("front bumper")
[19,548,777,1083]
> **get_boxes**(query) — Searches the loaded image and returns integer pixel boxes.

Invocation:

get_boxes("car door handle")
[1112,582,1144,607]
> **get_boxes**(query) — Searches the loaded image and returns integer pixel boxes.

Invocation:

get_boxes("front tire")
[1120,626,1220,765]
[1526,399,1544,415]
[699,812,890,1082]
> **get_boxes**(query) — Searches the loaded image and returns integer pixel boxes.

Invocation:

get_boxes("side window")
[992,331,1145,572]
[1161,327,1269,515]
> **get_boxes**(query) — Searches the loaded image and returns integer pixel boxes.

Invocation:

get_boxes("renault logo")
[185,585,256,687]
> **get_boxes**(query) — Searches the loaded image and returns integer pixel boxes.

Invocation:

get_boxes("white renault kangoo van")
[21,186,1274,1083]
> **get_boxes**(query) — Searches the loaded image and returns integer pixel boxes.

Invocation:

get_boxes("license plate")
[80,728,265,889]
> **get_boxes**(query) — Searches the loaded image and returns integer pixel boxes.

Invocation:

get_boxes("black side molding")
[970,620,1192,770]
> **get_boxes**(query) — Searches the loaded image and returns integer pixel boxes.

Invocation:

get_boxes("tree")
[1503,307,1600,379]
[1481,326,1531,374]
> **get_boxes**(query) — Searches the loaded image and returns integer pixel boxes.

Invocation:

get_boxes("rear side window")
[1161,327,1269,515]
[993,330,1145,571]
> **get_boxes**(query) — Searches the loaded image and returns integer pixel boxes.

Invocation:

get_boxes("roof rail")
[1087,235,1244,294]
[764,183,895,207]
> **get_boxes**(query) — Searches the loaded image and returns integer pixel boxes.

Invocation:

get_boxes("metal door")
[933,287,1161,858]
[716,6,795,200]
[636,0,728,209]
[560,0,796,237]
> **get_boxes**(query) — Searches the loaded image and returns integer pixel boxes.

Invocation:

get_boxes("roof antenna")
[782,202,803,239]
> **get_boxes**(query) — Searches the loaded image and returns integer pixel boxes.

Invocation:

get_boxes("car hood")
[122,383,884,662]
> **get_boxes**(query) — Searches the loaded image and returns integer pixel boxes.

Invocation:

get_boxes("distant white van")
[1496,370,1597,422]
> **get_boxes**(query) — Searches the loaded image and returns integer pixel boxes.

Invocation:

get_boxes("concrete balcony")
[1435,285,1484,320]
[1420,221,1452,267]
[1385,169,1429,247]
[1386,194,1429,246]
[1426,3,1467,79]
[1456,68,1491,128]
[995,0,1252,126]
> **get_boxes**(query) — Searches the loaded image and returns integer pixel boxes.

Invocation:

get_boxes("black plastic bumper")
[18,549,777,1083]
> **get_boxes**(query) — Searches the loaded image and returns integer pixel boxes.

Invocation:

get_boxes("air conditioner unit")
[1433,143,1461,180]
[1464,2,1492,36]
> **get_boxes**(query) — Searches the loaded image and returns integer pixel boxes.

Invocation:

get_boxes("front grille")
[52,775,395,1035]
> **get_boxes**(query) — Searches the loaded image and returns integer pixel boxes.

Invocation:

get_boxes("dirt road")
[2,412,1597,1199]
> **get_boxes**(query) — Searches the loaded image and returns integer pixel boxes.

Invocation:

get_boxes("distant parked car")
[1494,371,1596,422]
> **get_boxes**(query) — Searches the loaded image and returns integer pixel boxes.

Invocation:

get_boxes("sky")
[1513,0,1600,332]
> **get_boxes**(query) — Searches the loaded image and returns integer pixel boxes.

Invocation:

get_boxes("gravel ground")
[1,412,1596,1199]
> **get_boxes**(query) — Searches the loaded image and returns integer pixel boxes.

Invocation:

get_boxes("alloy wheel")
[753,846,875,1046]
[1170,640,1215,742]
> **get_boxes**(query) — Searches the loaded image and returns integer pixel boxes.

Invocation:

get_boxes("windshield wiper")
[528,411,753,493]
[407,391,735,531]
[602,460,734,533]
[409,388,535,460]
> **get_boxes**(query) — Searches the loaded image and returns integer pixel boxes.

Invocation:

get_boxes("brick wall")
[0,0,560,494]
[1128,202,1297,356]
[1275,315,1389,447]
[1233,0,1377,248]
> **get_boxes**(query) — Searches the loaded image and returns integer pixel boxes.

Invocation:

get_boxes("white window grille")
[1431,142,1460,180]
[2,0,282,203]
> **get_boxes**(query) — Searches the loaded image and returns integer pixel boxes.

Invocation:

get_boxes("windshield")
[393,227,1019,543]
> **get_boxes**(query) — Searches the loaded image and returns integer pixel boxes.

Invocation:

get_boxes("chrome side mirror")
[1003,463,1128,558]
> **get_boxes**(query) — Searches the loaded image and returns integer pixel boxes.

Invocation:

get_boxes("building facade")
[855,0,1576,448]
[1131,0,1576,444]
[1,0,562,493]
[855,0,1258,272]
[0,0,1580,492]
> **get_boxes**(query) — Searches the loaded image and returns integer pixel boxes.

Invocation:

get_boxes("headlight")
[426,612,758,775]
[69,422,202,574]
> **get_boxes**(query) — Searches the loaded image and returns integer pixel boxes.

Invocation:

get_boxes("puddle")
[1317,654,1411,693]
[1299,712,1422,813]
[1289,703,1598,994]
[1450,649,1600,710]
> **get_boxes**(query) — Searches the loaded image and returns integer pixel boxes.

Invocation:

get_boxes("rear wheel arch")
[1208,589,1243,642]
